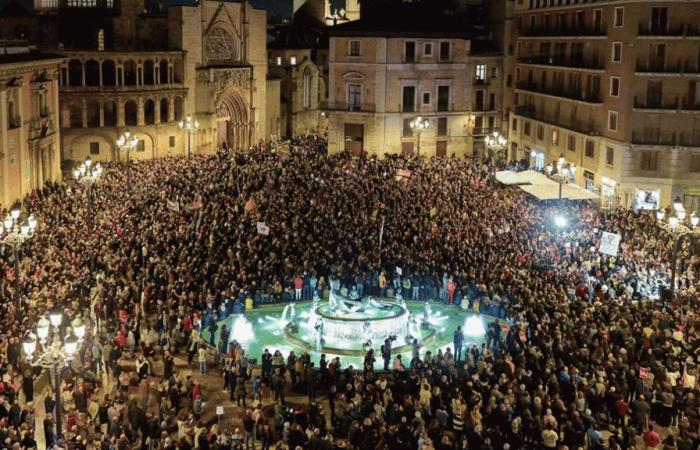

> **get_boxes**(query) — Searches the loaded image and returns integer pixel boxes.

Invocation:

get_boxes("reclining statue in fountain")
[328,277,391,314]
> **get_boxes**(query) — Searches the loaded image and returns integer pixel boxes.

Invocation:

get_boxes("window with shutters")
[524,121,531,136]
[90,142,100,155]
[537,124,544,140]
[403,119,413,137]
[608,111,619,132]
[690,154,700,173]
[585,139,595,158]
[551,129,559,145]
[640,151,658,171]
[402,86,416,112]
[437,117,448,136]
[606,146,614,166]
[405,41,416,62]
[567,134,576,151]
[512,118,518,132]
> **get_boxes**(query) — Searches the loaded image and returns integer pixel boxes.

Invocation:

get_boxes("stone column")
[81,61,86,87]
[99,102,105,127]
[98,61,103,87]
[116,65,121,86]
[137,98,145,126]
[81,99,87,128]
[117,100,125,127]
[168,96,175,122]
[154,99,161,124]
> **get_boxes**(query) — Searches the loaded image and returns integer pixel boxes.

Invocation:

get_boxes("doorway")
[344,123,364,155]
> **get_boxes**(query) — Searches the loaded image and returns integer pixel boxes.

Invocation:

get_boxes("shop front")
[601,176,619,209]
[683,187,700,210]
[529,149,545,170]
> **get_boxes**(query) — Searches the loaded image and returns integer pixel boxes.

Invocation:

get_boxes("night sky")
[250,0,345,19]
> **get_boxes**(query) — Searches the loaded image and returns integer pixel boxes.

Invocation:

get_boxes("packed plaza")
[0,132,695,450]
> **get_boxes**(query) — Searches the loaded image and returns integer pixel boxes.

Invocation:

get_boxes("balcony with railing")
[630,130,700,147]
[684,61,700,74]
[631,130,678,146]
[519,26,606,38]
[515,81,602,104]
[635,59,682,74]
[638,23,686,37]
[633,95,679,111]
[518,56,604,71]
[681,100,700,111]
[513,105,598,135]
[322,101,376,113]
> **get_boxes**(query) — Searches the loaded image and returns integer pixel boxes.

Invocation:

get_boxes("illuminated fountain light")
[228,314,255,345]
[464,315,486,337]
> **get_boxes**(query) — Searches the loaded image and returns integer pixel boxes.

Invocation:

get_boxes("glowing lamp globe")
[22,333,37,358]
[37,317,50,342]
[464,315,486,337]
[554,215,568,228]
[72,317,86,340]
[64,335,78,358]
[49,308,63,327]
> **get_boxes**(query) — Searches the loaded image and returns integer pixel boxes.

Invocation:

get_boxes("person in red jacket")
[614,397,630,426]
[643,425,661,449]
[294,275,303,301]
[447,278,457,304]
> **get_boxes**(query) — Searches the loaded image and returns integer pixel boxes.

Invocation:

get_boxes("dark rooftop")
[0,51,65,65]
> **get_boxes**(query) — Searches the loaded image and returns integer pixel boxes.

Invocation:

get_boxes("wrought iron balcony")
[518,56,604,70]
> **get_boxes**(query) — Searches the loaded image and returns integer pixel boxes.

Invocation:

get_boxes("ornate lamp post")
[73,157,103,231]
[116,131,138,189]
[409,116,429,157]
[23,311,85,443]
[179,115,200,158]
[546,154,576,200]
[656,199,700,320]
[485,130,507,178]
[1,207,37,310]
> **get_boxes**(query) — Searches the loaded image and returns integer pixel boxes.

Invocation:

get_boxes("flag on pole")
[244,198,256,213]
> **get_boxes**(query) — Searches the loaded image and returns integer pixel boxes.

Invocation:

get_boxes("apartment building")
[0,47,63,206]
[325,17,475,157]
[509,0,700,209]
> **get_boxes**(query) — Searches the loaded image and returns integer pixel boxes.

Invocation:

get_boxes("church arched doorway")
[216,90,249,150]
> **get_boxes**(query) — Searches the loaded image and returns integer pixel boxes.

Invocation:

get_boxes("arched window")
[143,60,155,85]
[174,97,183,121]
[160,98,169,123]
[68,60,83,87]
[69,103,82,128]
[159,60,169,84]
[124,100,138,126]
[86,101,100,127]
[123,60,137,86]
[102,60,116,86]
[84,60,100,86]
[103,101,117,126]
[144,99,155,125]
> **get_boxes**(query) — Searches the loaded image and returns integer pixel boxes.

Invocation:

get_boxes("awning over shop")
[519,183,601,200]
[495,170,557,186]
[496,170,599,201]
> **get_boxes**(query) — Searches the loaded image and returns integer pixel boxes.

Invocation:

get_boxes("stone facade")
[0,53,63,206]
[508,0,700,209]
[1,0,269,163]
[268,48,327,138]
[326,34,474,157]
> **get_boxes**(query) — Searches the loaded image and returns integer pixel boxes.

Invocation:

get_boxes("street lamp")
[656,201,700,319]
[73,157,103,231]
[1,206,37,310]
[179,115,200,158]
[409,116,429,157]
[546,153,576,200]
[23,312,85,443]
[116,131,138,189]
[485,130,507,178]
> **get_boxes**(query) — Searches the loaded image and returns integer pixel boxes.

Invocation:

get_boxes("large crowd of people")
[0,132,697,450]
